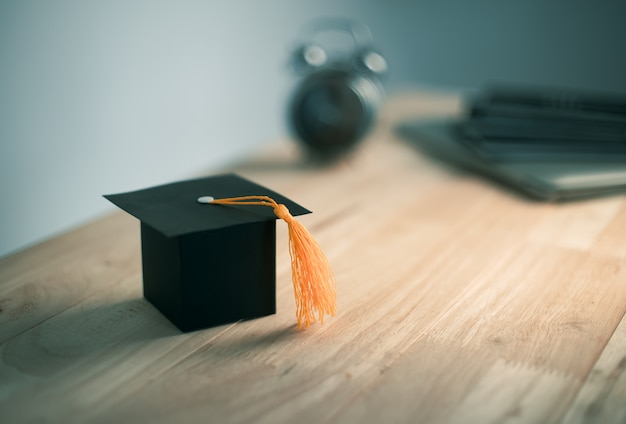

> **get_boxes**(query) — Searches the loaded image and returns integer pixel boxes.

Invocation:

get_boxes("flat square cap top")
[104,174,311,237]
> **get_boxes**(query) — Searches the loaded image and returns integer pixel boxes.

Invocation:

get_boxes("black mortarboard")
[104,173,310,332]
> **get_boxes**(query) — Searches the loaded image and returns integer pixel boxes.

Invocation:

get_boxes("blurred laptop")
[396,119,626,201]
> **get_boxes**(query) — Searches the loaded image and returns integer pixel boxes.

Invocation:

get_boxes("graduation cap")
[105,173,335,332]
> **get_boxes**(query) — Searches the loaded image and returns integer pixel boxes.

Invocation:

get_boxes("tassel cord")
[207,195,336,329]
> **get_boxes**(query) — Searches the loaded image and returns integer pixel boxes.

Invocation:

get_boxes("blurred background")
[1,0,625,257]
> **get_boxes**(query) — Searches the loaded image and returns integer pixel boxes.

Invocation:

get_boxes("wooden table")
[2,90,625,423]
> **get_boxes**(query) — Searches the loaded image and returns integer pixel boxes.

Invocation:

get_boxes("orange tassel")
[206,195,336,329]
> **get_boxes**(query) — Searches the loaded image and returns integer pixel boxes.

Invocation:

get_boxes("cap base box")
[140,220,277,332]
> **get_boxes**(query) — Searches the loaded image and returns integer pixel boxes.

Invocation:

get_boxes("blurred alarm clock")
[288,19,387,159]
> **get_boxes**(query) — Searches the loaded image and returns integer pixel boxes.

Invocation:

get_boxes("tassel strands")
[199,195,336,329]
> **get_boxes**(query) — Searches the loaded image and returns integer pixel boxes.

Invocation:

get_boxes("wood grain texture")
[561,310,626,424]
[1,89,625,423]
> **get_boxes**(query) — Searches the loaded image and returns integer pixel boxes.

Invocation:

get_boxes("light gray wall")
[367,0,626,93]
[1,1,625,257]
